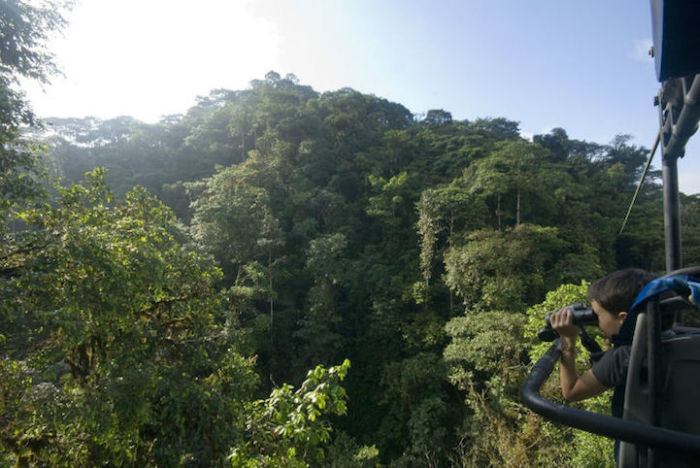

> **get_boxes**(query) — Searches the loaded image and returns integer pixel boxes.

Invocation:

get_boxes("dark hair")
[588,268,658,315]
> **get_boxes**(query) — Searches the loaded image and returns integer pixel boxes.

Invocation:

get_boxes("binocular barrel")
[537,303,597,342]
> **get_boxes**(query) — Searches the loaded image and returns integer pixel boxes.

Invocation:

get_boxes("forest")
[3,3,700,468]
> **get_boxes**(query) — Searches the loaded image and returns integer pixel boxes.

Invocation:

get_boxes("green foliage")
[0,0,68,83]
[523,282,615,468]
[324,432,379,468]
[444,224,566,312]
[445,312,526,382]
[443,279,616,467]
[22,68,672,468]
[376,353,457,467]
[4,4,665,465]
[463,140,558,228]
[0,0,70,226]
[295,234,348,366]
[1,170,260,466]
[229,360,351,468]
[189,164,284,282]
[444,308,531,467]
[416,182,487,288]
[681,194,700,266]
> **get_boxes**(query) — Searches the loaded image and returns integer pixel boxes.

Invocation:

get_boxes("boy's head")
[588,268,658,337]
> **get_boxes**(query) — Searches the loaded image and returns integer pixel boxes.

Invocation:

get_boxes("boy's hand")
[550,307,581,340]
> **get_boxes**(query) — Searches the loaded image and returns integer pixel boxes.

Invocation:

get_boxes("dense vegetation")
[3,2,700,467]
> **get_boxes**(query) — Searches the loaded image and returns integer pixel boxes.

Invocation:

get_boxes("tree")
[444,225,566,313]
[1,170,261,466]
[522,283,615,468]
[0,0,67,83]
[0,0,70,223]
[295,233,348,367]
[443,309,530,467]
[423,109,452,127]
[21,64,670,467]
[189,164,285,283]
[681,194,700,266]
[376,353,458,467]
[533,127,571,162]
[416,182,488,288]
[464,140,556,228]
[603,135,648,186]
[230,360,354,468]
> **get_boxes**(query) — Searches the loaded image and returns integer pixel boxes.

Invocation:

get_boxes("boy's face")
[591,300,627,338]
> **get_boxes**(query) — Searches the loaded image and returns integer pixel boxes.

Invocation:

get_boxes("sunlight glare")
[24,0,282,122]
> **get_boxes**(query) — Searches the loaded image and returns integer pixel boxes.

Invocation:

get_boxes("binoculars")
[537,303,598,342]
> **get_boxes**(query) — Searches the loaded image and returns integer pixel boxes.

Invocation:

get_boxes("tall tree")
[444,224,566,313]
[189,164,284,284]
[0,0,69,222]
[464,140,556,228]
[1,170,260,466]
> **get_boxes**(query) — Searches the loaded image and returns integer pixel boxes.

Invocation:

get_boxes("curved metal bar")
[519,344,700,454]
[661,75,700,160]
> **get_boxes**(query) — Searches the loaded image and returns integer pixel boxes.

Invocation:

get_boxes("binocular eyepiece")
[537,303,598,342]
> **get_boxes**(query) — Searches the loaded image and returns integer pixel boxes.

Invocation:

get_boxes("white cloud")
[520,131,533,142]
[631,39,653,62]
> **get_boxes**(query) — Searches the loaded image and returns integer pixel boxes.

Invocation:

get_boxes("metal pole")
[657,75,700,272]
[519,343,700,454]
[662,153,682,272]
[657,84,682,273]
[646,300,664,467]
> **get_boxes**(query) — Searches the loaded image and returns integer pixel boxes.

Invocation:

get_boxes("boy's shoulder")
[591,345,631,388]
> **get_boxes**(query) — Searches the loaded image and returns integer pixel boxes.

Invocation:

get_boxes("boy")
[550,268,657,411]
[550,268,658,462]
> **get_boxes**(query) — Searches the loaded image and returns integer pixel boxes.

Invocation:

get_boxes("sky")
[23,0,700,194]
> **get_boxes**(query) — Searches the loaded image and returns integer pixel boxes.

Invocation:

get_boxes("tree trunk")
[268,250,274,330]
[497,193,502,230]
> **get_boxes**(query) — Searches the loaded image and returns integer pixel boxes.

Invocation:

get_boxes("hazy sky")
[24,0,700,194]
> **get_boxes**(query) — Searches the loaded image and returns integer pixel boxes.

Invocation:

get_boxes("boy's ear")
[618,311,628,321]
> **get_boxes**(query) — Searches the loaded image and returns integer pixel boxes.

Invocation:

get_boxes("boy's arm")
[558,336,608,401]
[552,308,608,402]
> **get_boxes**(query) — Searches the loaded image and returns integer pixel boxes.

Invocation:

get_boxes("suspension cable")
[618,129,661,236]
